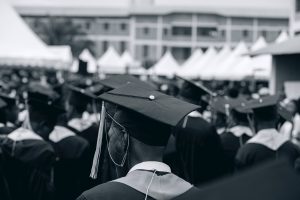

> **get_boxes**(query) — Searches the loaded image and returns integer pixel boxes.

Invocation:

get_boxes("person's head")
[244,95,280,133]
[90,83,199,179]
[27,83,64,140]
[175,118,225,185]
[65,85,95,119]
[177,76,215,113]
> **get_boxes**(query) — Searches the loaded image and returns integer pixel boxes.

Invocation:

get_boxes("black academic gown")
[167,113,226,186]
[0,123,17,136]
[0,127,56,200]
[48,126,90,200]
[236,129,300,170]
[77,162,200,200]
[220,126,253,173]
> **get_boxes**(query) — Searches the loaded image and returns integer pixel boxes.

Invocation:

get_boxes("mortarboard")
[27,83,64,113]
[77,59,89,76]
[243,95,280,111]
[194,159,300,200]
[86,84,107,97]
[176,75,216,100]
[0,97,7,109]
[90,83,200,179]
[99,75,156,90]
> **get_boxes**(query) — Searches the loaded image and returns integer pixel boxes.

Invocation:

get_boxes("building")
[291,0,300,35]
[14,0,289,64]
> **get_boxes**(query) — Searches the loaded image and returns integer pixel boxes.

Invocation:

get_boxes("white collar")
[6,122,14,127]
[49,126,76,143]
[129,161,171,173]
[247,128,289,151]
[188,111,202,118]
[0,123,5,128]
[67,118,93,132]
[229,125,254,137]
[8,127,43,141]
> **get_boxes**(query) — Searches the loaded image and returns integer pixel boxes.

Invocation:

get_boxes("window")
[103,41,108,52]
[221,30,226,38]
[143,45,149,58]
[164,28,168,36]
[103,23,109,30]
[243,30,249,38]
[197,27,217,37]
[121,23,127,31]
[86,22,90,29]
[261,30,267,38]
[143,27,149,35]
[297,0,300,12]
[172,26,192,36]
[120,41,126,53]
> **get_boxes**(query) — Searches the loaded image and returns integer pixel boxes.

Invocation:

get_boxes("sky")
[9,0,291,10]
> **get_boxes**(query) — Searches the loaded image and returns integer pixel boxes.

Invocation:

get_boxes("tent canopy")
[97,46,126,74]
[149,51,180,77]
[0,0,62,67]
[48,45,73,69]
[201,45,231,80]
[79,48,97,73]
[250,35,300,56]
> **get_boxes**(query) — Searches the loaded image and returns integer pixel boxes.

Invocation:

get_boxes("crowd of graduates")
[0,66,300,200]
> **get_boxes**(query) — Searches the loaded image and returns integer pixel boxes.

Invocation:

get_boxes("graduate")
[77,83,200,200]
[0,93,19,135]
[165,76,226,185]
[235,95,300,170]
[48,88,90,200]
[218,97,254,174]
[0,83,61,200]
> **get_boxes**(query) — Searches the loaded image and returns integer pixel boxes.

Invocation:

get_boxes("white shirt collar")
[188,111,202,118]
[229,125,254,137]
[129,161,171,173]
[0,123,5,128]
[8,127,43,141]
[247,128,289,151]
[67,118,93,132]
[49,126,76,143]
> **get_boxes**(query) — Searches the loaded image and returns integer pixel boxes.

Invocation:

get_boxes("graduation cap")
[194,159,300,200]
[66,84,98,111]
[86,84,107,96]
[99,75,156,90]
[90,83,200,179]
[243,95,280,121]
[176,76,216,103]
[27,83,64,113]
[77,59,89,76]
[0,98,7,109]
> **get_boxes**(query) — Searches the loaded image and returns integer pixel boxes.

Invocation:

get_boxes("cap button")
[259,99,263,103]
[149,95,155,100]
[48,101,52,105]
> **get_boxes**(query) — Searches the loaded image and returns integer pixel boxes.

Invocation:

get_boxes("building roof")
[250,36,300,56]
[14,5,289,19]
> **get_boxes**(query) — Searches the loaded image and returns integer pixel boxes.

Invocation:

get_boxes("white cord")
[145,170,157,200]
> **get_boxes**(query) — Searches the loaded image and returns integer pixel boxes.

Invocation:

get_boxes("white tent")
[214,42,248,80]
[120,50,146,75]
[97,46,126,74]
[48,45,73,70]
[148,51,180,77]
[249,36,272,80]
[201,46,231,80]
[275,31,289,43]
[79,49,98,73]
[0,0,62,67]
[177,49,203,75]
[178,47,217,78]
